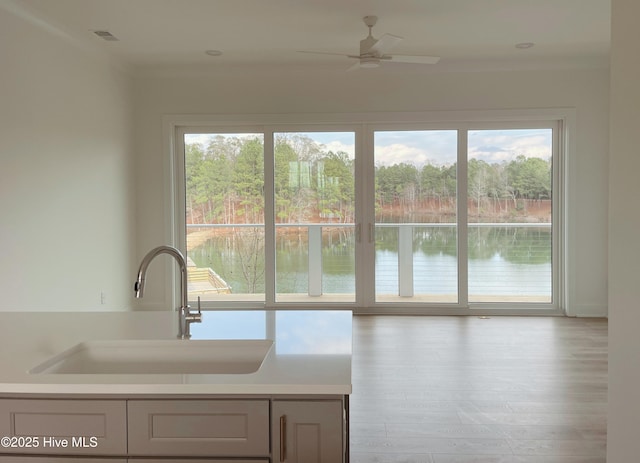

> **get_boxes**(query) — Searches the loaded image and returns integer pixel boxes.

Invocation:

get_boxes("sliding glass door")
[179,129,356,306]
[467,128,553,304]
[273,132,356,303]
[370,124,557,309]
[183,132,265,302]
[373,130,458,303]
[176,119,559,312]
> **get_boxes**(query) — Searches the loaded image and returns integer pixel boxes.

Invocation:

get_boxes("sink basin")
[29,339,273,375]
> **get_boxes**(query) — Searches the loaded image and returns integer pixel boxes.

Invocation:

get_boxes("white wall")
[607,0,640,459]
[0,8,136,311]
[133,65,609,315]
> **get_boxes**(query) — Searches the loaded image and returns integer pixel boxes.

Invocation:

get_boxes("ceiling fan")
[298,15,440,71]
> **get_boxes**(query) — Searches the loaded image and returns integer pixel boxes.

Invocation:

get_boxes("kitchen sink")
[29,339,273,375]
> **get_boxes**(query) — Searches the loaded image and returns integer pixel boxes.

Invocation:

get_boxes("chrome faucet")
[134,245,202,339]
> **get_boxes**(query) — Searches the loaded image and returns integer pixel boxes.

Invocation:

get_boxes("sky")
[185,128,552,167]
[310,129,552,166]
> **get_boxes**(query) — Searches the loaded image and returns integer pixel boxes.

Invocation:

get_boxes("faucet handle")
[186,297,202,323]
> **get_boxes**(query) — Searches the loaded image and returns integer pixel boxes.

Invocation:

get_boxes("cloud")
[184,133,263,146]
[321,140,355,157]
[375,131,458,166]
[374,143,433,166]
[468,130,551,163]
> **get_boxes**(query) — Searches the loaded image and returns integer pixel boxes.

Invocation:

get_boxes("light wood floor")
[350,316,608,463]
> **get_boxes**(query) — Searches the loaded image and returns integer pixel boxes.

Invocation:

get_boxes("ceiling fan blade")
[368,33,403,55]
[386,54,441,64]
[346,61,361,72]
[297,50,353,58]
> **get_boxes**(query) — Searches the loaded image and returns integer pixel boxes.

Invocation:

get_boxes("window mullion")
[264,128,276,307]
[355,124,376,310]
[552,120,563,311]
[457,129,469,307]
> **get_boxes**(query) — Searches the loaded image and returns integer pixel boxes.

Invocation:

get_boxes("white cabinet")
[273,400,345,463]
[127,460,267,463]
[0,397,347,462]
[127,400,269,457]
[0,458,125,462]
[0,399,127,456]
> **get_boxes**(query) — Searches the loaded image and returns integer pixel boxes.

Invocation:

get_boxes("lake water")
[189,225,552,300]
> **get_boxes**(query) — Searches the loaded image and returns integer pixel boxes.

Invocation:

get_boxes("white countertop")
[0,310,351,396]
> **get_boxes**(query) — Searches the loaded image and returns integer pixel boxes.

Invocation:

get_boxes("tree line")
[186,134,355,224]
[185,134,551,225]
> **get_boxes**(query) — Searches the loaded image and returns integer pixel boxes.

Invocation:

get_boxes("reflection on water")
[189,225,551,298]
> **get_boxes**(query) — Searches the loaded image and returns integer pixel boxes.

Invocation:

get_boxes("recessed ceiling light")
[515,42,535,49]
[205,50,223,57]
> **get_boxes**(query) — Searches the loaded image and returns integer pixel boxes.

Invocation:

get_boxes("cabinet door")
[0,399,127,456]
[0,458,125,462]
[272,400,344,463]
[127,460,268,463]
[127,400,269,457]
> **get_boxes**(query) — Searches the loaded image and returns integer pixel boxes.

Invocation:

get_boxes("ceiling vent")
[92,30,119,41]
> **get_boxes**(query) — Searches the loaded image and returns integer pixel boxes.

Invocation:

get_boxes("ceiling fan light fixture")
[360,57,380,68]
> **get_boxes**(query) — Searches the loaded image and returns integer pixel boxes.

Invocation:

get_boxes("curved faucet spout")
[134,245,187,308]
[134,245,201,339]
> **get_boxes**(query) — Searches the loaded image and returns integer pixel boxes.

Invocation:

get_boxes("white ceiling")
[5,0,610,72]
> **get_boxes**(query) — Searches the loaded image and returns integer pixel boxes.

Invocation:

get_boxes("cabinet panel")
[128,460,268,463]
[273,400,344,463]
[0,399,127,455]
[127,400,269,457]
[0,458,125,462]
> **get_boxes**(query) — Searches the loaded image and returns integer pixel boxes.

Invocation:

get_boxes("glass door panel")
[374,130,458,303]
[274,132,356,303]
[183,133,265,302]
[467,129,553,303]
